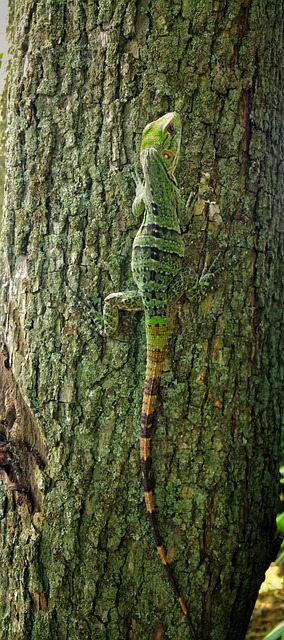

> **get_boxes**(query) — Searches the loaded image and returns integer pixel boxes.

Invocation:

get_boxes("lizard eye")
[165,124,176,136]
[163,150,173,160]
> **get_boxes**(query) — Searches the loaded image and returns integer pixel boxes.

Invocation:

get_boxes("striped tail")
[140,316,195,635]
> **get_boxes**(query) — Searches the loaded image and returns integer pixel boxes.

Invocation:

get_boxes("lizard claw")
[198,253,220,293]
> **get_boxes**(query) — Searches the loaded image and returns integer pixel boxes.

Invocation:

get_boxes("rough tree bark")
[0,1,283,639]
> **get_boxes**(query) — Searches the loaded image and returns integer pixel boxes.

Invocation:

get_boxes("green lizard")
[103,112,197,635]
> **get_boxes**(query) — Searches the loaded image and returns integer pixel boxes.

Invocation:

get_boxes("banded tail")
[140,316,195,635]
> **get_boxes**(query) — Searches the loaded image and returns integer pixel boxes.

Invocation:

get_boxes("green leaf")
[262,621,284,640]
[276,512,284,536]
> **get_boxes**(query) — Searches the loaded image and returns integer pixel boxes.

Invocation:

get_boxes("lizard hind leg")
[103,290,143,337]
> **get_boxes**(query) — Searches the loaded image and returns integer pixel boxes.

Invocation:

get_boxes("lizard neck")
[142,148,181,231]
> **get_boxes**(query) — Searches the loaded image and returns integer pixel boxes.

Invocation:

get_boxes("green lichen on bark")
[0,0,283,639]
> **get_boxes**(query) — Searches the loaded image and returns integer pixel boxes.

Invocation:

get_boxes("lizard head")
[140,112,181,178]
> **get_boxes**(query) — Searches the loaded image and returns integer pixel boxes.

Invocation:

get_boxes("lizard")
[103,112,199,635]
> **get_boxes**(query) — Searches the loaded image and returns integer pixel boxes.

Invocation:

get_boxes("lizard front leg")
[132,173,146,219]
[168,261,216,306]
[103,290,143,337]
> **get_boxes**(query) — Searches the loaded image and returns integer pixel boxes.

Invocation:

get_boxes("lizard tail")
[140,317,195,635]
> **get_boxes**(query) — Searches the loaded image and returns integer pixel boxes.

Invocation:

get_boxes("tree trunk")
[0,1,283,639]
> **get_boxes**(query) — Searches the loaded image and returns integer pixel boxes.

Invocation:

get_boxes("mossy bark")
[0,1,283,639]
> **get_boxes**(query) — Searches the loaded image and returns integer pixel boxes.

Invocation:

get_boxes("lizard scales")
[104,113,195,635]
